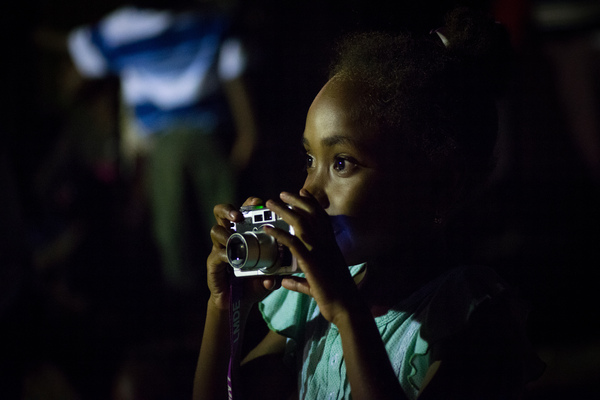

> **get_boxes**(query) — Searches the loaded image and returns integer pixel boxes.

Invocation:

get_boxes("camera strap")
[227,272,243,400]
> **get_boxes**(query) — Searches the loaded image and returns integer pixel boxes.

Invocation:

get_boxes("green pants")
[148,129,235,292]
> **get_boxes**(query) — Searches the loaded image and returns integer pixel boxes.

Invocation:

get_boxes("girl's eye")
[333,156,358,174]
[305,154,315,169]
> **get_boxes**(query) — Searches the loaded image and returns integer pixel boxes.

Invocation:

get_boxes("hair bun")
[443,7,513,97]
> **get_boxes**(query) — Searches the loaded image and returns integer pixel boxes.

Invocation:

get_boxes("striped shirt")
[68,6,246,136]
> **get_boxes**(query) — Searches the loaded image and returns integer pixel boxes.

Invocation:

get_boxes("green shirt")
[259,264,525,400]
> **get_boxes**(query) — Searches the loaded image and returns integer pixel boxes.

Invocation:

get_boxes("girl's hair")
[330,7,513,197]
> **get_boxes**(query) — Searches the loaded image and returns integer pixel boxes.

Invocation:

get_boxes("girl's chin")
[330,214,394,266]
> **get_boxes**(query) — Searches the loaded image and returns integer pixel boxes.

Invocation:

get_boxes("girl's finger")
[279,191,319,214]
[265,197,317,239]
[213,203,243,227]
[241,196,264,207]
[281,276,311,296]
[213,198,264,228]
[264,198,291,215]
[210,224,233,248]
[264,224,314,256]
[262,276,283,291]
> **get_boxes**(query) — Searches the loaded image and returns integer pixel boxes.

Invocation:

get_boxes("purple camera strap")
[227,272,243,400]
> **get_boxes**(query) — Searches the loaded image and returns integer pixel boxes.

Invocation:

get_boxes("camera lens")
[227,237,247,267]
[226,231,280,272]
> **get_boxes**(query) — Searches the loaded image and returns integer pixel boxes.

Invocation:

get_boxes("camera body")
[226,205,298,277]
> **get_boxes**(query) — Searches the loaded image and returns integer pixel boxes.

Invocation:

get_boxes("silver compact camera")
[226,205,298,277]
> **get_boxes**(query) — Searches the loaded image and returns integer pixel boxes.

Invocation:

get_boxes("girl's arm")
[193,199,284,400]
[278,266,409,400]
[266,191,409,400]
[334,301,409,400]
[193,298,232,400]
[192,209,244,400]
[194,306,292,400]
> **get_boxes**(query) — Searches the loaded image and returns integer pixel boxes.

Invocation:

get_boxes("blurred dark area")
[1,0,599,399]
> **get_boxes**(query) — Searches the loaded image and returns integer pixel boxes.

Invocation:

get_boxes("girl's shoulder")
[418,265,545,387]
[419,265,514,342]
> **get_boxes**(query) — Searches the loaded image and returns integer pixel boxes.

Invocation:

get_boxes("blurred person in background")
[65,0,258,296]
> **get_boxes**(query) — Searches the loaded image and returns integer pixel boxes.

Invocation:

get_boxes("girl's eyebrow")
[302,135,357,148]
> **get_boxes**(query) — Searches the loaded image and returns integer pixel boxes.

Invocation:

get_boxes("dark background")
[1,0,600,399]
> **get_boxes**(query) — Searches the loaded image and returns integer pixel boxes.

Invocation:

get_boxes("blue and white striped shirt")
[68,6,246,136]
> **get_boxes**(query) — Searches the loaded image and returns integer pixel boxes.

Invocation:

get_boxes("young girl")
[194,7,543,400]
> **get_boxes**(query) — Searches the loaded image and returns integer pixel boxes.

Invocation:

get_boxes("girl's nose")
[301,174,329,210]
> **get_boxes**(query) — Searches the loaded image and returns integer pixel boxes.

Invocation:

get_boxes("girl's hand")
[264,190,361,324]
[207,197,281,311]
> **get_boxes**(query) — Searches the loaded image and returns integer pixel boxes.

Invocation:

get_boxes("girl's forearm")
[193,299,252,400]
[193,300,230,400]
[335,305,409,400]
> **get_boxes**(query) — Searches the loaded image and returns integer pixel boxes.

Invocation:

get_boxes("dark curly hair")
[329,7,513,200]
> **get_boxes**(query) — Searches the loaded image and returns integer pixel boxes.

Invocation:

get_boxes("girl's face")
[301,78,381,220]
[302,78,438,263]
